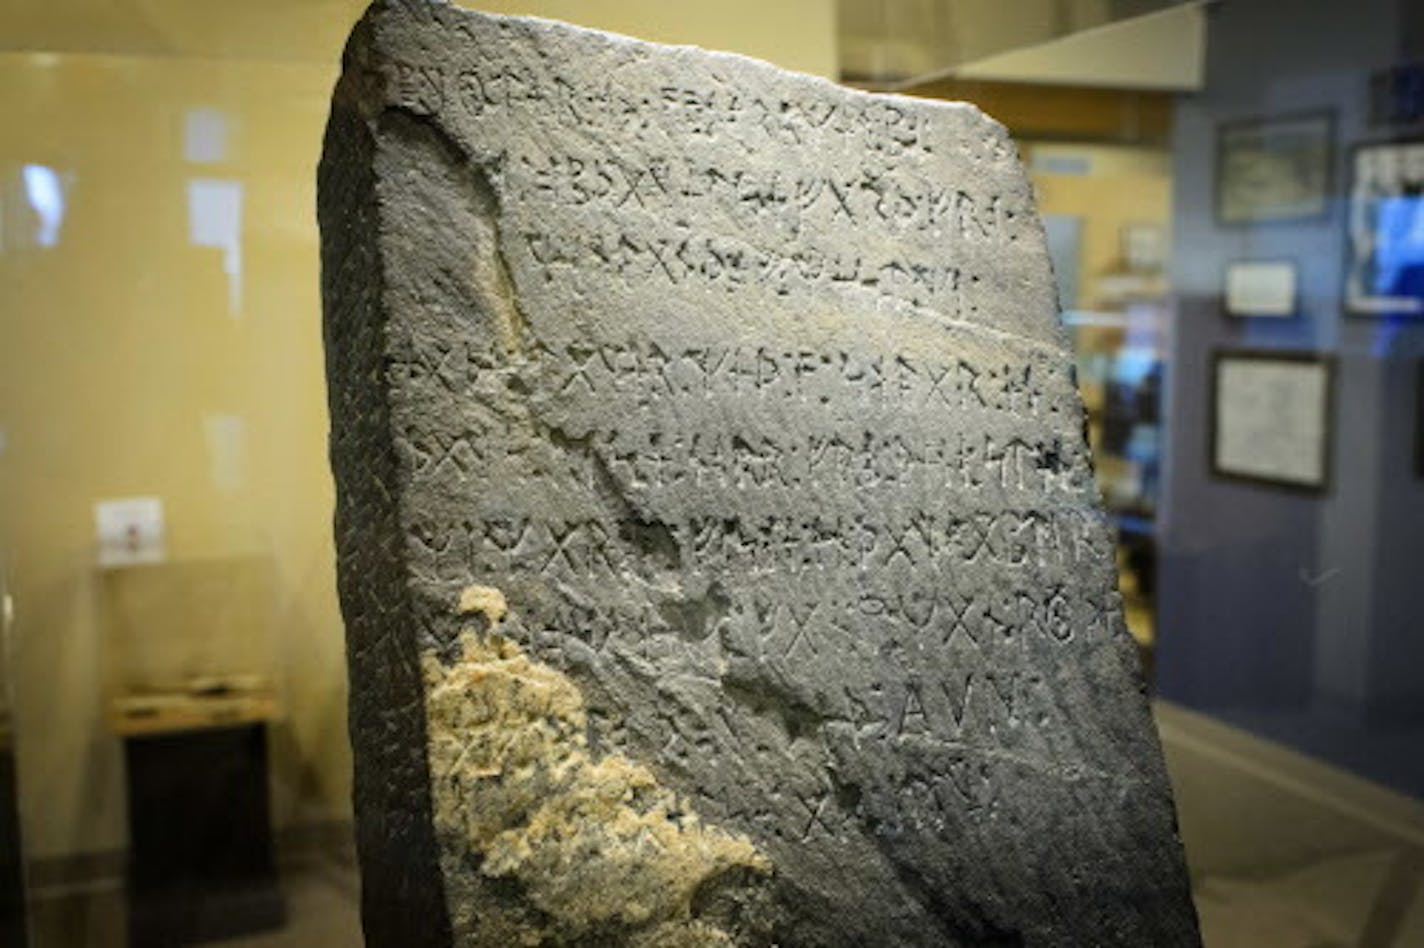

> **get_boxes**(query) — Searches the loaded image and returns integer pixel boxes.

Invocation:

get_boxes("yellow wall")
[0,53,346,858]
[0,2,836,861]
[0,1,837,79]
[1026,143,1173,310]
[478,1,837,78]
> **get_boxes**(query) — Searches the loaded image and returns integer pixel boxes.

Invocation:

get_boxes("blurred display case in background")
[100,557,285,946]
[101,557,281,736]
[1068,301,1167,661]
[0,559,27,948]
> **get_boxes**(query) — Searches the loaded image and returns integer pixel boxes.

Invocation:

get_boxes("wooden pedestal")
[124,723,284,947]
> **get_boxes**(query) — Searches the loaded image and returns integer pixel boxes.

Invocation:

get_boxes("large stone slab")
[318,2,1200,945]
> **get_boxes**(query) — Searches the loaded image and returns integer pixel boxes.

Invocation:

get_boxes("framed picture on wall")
[1210,350,1335,492]
[1224,260,1298,317]
[1345,139,1424,317]
[1215,112,1334,225]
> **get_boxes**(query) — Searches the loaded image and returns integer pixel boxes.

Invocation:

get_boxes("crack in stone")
[658,580,730,644]
[720,675,827,746]
[380,104,526,355]
[466,160,527,356]
[544,422,685,577]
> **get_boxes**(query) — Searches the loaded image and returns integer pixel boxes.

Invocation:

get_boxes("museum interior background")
[0,0,1421,945]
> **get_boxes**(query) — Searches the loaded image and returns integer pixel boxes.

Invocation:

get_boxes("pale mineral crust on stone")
[424,588,770,946]
[318,1,1201,945]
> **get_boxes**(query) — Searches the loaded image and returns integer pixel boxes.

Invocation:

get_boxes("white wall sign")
[203,413,247,491]
[95,497,167,567]
[1225,260,1297,317]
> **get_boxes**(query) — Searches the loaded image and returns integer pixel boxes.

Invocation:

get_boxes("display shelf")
[109,687,281,738]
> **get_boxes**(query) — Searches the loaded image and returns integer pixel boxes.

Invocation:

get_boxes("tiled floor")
[29,850,1424,947]
[1195,850,1424,947]
[23,704,1424,947]
[27,854,362,948]
[211,862,361,948]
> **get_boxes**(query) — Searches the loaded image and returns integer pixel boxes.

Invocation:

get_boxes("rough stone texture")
[318,2,1201,945]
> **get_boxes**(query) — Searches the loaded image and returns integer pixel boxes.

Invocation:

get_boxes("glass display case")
[2,1,1422,945]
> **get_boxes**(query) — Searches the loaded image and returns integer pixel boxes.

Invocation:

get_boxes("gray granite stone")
[318,2,1201,945]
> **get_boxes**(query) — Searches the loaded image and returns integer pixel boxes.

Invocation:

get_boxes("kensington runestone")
[318,2,1201,946]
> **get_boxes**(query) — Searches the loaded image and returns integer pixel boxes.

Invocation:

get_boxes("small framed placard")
[1211,350,1334,492]
[1225,260,1298,317]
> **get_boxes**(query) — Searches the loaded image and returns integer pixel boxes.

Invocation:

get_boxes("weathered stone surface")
[318,2,1200,945]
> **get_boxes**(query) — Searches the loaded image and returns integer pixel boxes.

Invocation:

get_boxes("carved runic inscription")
[319,3,1199,947]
